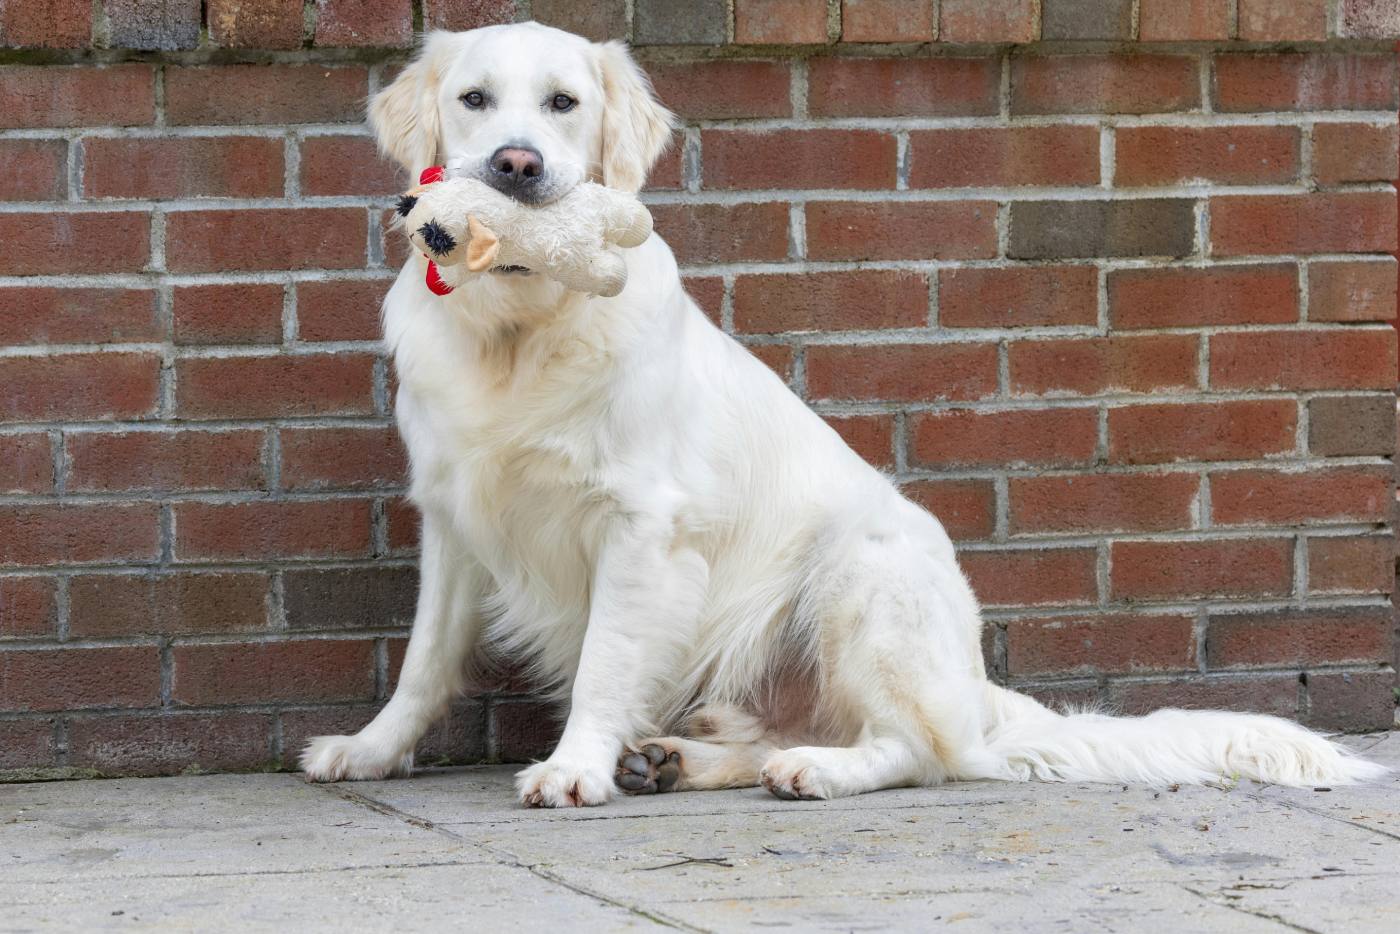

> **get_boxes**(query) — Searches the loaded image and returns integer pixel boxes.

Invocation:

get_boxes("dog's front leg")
[517,521,708,807]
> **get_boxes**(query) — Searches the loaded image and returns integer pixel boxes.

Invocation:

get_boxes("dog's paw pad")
[615,743,681,795]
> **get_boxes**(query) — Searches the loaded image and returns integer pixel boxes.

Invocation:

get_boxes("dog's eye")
[462,91,485,109]
[551,94,576,113]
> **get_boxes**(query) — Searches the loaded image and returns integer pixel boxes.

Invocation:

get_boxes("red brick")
[1107,400,1298,465]
[1110,674,1299,718]
[67,712,275,775]
[909,126,1099,189]
[1010,473,1199,534]
[1313,123,1399,186]
[207,0,303,48]
[1211,467,1392,526]
[806,201,997,261]
[0,718,55,769]
[0,287,159,346]
[165,65,368,125]
[651,203,789,264]
[1138,0,1230,40]
[683,276,724,324]
[734,0,828,43]
[0,646,160,712]
[646,140,684,191]
[82,137,284,199]
[537,0,625,41]
[174,500,372,561]
[315,0,412,46]
[0,352,161,421]
[902,479,996,541]
[172,283,284,345]
[806,343,999,402]
[808,58,1000,117]
[0,504,160,567]
[1007,613,1196,676]
[1010,335,1199,396]
[175,352,376,419]
[1308,535,1392,594]
[749,343,795,381]
[1305,670,1395,732]
[0,577,57,639]
[825,414,894,468]
[0,212,148,275]
[1012,55,1199,115]
[1238,0,1327,41]
[1111,539,1293,600]
[280,426,406,491]
[1115,126,1299,187]
[939,0,1037,42]
[939,266,1097,329]
[172,639,376,706]
[961,548,1098,608]
[1215,54,1399,112]
[422,0,515,30]
[280,700,484,767]
[0,433,52,494]
[733,270,927,333]
[492,699,562,760]
[1210,192,1396,256]
[166,208,365,273]
[647,61,792,120]
[385,497,420,554]
[1209,608,1391,668]
[702,129,897,190]
[910,408,1098,468]
[300,135,403,196]
[1309,261,1397,323]
[841,0,935,41]
[380,207,412,268]
[67,430,266,493]
[1107,265,1298,329]
[0,139,67,200]
[296,278,392,342]
[68,571,270,637]
[1210,329,1396,391]
[0,65,154,129]
[0,0,91,47]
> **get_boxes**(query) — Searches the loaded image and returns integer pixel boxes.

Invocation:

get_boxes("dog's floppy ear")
[597,41,676,193]
[369,31,452,176]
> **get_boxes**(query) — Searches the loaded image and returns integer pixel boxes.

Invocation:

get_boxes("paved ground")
[1,733,1397,933]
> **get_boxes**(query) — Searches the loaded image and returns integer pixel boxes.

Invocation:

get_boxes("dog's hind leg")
[615,705,775,794]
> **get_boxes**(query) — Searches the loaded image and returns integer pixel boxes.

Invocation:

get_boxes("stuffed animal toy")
[396,166,653,298]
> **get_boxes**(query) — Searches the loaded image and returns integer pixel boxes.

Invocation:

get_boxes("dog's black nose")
[489,146,544,185]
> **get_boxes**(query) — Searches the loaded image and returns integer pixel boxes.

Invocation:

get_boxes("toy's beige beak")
[464,216,501,273]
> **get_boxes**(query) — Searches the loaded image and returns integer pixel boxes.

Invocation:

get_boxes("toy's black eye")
[462,91,485,108]
[551,93,576,112]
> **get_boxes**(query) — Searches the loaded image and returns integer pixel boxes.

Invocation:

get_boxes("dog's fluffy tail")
[976,683,1386,787]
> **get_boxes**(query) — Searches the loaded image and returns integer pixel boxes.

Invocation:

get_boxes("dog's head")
[371,23,675,205]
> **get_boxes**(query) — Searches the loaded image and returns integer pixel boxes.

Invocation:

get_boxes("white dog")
[301,22,1382,805]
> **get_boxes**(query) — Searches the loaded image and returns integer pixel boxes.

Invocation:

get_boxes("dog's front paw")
[300,734,413,782]
[515,758,614,808]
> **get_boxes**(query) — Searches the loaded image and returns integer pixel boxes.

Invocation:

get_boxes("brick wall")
[1,1,1397,778]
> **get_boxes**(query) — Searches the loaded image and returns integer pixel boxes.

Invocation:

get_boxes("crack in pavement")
[1246,791,1400,845]
[0,858,494,885]
[1180,884,1325,934]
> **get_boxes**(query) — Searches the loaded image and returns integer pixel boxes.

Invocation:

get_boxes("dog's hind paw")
[615,743,682,795]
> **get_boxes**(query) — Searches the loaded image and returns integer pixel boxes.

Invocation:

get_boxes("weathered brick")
[1238,0,1327,41]
[1209,608,1391,669]
[1215,54,1399,112]
[0,718,55,769]
[1107,400,1298,465]
[0,65,154,129]
[683,276,725,324]
[1313,123,1398,187]
[68,571,269,637]
[166,208,365,273]
[1115,126,1299,187]
[0,0,90,47]
[961,548,1098,608]
[809,57,1000,117]
[910,408,1098,468]
[172,639,376,706]
[939,266,1097,328]
[1012,55,1199,115]
[314,0,412,47]
[1010,473,1199,534]
[1210,192,1396,257]
[1041,0,1133,40]
[104,0,201,49]
[651,203,789,264]
[67,430,266,493]
[281,700,485,766]
[1138,0,1230,40]
[206,0,303,48]
[734,0,829,44]
[172,283,284,345]
[1211,467,1391,526]
[1309,260,1396,323]
[909,126,1099,188]
[805,201,997,261]
[0,212,149,275]
[901,480,996,541]
[805,343,999,402]
[1112,539,1294,601]
[826,414,895,468]
[422,0,514,30]
[492,699,562,760]
[0,434,52,495]
[0,577,57,639]
[0,139,67,200]
[1009,200,1195,260]
[841,0,935,41]
[1308,394,1396,456]
[1338,0,1400,37]
[296,278,392,342]
[0,646,160,712]
[633,0,722,44]
[174,500,372,561]
[733,270,927,333]
[175,353,376,419]
[0,352,161,421]
[702,129,897,189]
[279,426,407,491]
[1110,674,1299,719]
[384,497,420,554]
[0,287,160,345]
[1009,334,1199,396]
[1305,671,1396,731]
[299,135,403,196]
[750,343,796,381]
[1107,265,1298,329]
[647,61,792,120]
[1210,329,1396,391]
[283,566,417,631]
[1007,613,1196,676]
[1309,535,1392,594]
[68,712,274,775]
[939,0,1037,42]
[165,65,367,125]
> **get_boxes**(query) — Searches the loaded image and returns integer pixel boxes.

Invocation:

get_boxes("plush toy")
[396,166,653,298]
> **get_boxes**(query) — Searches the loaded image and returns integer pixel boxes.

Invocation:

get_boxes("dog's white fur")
[301,23,1384,804]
